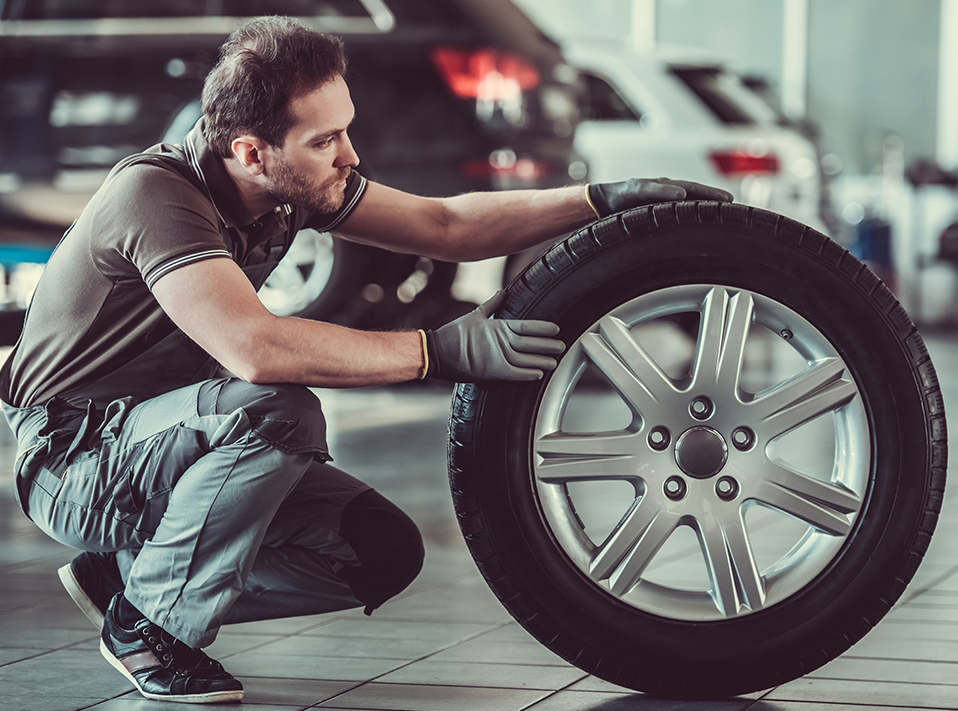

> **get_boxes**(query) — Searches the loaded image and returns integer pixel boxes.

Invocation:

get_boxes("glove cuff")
[416,329,429,380]
[586,183,613,219]
[422,329,441,380]
[585,184,602,220]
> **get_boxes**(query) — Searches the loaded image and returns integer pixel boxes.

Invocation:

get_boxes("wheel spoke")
[751,359,857,438]
[536,432,645,483]
[755,463,859,535]
[697,511,765,616]
[690,288,753,393]
[582,316,680,416]
[589,497,679,594]
[270,261,307,290]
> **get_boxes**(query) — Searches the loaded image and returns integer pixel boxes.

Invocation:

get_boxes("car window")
[672,67,778,126]
[581,71,641,122]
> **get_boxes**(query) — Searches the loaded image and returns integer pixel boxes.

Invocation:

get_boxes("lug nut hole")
[648,426,671,451]
[715,476,739,501]
[664,476,687,501]
[732,427,756,451]
[690,397,714,420]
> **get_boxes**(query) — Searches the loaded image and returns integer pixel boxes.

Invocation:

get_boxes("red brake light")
[708,149,780,177]
[460,157,554,180]
[430,46,540,100]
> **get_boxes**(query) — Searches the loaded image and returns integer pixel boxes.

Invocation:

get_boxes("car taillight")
[460,157,554,180]
[708,149,780,177]
[430,46,540,100]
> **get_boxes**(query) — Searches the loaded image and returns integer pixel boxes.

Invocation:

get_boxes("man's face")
[263,75,359,214]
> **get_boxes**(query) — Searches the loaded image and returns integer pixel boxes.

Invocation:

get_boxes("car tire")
[447,201,947,698]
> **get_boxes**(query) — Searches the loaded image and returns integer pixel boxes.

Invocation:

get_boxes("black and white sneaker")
[58,552,125,629]
[100,594,244,704]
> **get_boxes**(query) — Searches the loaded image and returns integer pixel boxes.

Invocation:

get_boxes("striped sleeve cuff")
[144,249,233,289]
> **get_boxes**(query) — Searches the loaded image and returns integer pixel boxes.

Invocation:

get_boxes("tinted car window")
[672,67,777,126]
[581,71,640,122]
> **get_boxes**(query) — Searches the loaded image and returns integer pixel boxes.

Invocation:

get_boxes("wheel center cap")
[674,426,728,479]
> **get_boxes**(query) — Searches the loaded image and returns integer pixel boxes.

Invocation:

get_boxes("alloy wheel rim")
[533,284,870,621]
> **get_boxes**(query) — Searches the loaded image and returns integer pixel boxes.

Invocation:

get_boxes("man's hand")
[425,292,565,382]
[587,178,734,219]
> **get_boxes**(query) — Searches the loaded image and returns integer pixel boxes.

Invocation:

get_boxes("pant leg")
[20,378,424,647]
[22,379,330,648]
[218,461,425,625]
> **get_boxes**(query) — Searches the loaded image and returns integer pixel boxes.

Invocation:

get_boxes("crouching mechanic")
[0,16,732,704]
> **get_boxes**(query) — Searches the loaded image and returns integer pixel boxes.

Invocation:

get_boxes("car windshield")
[672,66,779,126]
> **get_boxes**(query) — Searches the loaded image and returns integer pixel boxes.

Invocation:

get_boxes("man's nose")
[336,133,360,169]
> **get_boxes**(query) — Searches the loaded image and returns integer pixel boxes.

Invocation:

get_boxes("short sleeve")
[90,163,232,290]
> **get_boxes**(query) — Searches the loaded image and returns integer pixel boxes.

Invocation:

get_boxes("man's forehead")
[289,77,354,136]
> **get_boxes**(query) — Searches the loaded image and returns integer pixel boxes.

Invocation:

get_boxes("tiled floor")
[0,332,956,711]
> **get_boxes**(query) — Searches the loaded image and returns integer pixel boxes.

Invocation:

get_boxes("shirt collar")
[183,119,289,229]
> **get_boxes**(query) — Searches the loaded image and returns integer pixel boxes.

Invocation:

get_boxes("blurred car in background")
[0,0,584,342]
[565,39,828,232]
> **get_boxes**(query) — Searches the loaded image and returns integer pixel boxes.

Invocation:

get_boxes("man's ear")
[231,135,268,176]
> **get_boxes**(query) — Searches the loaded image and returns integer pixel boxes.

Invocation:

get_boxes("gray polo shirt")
[2,122,367,408]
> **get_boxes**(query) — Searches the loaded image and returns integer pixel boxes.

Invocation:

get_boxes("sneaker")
[58,552,124,629]
[99,594,244,704]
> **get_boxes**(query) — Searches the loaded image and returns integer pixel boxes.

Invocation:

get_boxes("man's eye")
[316,137,334,149]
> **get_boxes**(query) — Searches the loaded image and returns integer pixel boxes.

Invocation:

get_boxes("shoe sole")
[99,638,245,704]
[58,563,105,630]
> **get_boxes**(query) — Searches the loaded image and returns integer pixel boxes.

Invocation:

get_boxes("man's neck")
[221,155,281,221]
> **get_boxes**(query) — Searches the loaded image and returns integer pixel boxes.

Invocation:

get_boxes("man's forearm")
[437,185,595,262]
[239,318,425,388]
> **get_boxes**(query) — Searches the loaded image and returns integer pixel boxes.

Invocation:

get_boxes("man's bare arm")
[335,182,595,261]
[151,257,423,387]
[334,178,733,261]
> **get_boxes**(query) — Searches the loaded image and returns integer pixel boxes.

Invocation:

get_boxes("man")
[1,16,732,704]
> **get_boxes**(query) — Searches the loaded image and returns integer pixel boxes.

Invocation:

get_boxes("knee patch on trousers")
[336,489,425,614]
[197,379,329,458]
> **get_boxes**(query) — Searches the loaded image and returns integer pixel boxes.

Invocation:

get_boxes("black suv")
[0,0,584,340]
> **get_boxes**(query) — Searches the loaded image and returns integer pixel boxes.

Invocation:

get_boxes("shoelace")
[139,623,226,674]
[141,624,177,668]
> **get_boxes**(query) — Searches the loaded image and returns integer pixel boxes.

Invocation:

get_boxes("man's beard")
[265,155,349,214]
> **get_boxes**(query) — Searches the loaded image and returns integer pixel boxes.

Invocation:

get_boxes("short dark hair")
[202,16,347,158]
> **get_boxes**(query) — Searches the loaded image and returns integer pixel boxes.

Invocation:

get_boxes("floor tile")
[378,659,588,690]
[315,681,549,711]
[299,618,496,644]
[225,649,407,682]
[523,690,754,711]
[0,648,132,698]
[1,696,118,711]
[368,586,513,625]
[86,697,294,710]
[809,655,958,685]
[765,676,958,708]
[253,633,455,660]
[426,633,571,667]
[238,677,359,706]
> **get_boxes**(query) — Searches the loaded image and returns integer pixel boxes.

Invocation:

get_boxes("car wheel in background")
[447,202,947,698]
[258,230,370,320]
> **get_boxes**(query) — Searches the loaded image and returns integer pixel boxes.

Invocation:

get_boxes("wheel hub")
[674,426,728,479]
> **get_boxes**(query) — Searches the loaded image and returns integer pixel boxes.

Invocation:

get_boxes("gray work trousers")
[7,378,408,649]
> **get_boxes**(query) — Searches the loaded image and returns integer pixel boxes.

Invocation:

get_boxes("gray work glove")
[587,177,734,218]
[425,292,565,382]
